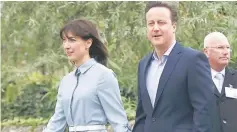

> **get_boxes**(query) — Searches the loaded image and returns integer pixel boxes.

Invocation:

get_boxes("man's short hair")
[204,32,229,48]
[145,1,179,23]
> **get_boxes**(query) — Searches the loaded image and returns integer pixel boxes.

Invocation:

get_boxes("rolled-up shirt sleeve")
[97,70,131,132]
[43,80,67,132]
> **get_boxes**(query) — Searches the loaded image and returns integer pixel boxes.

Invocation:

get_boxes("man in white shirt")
[203,32,237,132]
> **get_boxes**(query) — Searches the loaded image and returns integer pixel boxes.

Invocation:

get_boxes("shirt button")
[223,120,227,124]
[152,118,156,122]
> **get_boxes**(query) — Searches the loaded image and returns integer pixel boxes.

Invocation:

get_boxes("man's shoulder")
[140,52,153,61]
[227,67,237,75]
[226,67,237,87]
[173,42,204,57]
[183,46,203,56]
[138,44,205,63]
[180,47,209,65]
[139,52,152,64]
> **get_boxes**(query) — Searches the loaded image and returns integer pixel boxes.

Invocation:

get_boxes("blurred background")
[1,1,237,131]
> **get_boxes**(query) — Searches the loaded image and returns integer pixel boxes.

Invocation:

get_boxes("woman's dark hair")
[60,19,108,66]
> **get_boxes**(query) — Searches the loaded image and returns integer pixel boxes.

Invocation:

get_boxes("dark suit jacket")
[212,68,237,132]
[132,42,215,132]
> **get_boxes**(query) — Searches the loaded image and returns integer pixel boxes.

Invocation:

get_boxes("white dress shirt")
[146,41,176,107]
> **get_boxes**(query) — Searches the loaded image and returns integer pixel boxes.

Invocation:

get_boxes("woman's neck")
[75,55,91,67]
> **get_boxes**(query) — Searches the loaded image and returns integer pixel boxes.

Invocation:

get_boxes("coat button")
[152,118,156,122]
[223,120,227,124]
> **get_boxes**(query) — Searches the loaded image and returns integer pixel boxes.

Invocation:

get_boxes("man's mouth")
[220,57,229,60]
[153,35,162,38]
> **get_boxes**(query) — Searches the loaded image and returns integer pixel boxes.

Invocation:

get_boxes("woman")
[43,19,131,132]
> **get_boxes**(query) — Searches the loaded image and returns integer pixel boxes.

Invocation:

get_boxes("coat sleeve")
[187,52,215,132]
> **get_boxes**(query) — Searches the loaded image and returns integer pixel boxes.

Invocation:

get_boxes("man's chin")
[219,61,229,67]
[151,41,163,47]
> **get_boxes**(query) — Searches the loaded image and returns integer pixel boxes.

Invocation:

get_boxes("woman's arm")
[97,70,131,132]
[43,80,67,132]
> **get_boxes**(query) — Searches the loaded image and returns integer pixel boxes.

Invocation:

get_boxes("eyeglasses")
[206,46,232,52]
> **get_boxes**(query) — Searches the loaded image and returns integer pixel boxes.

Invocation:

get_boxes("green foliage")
[1,117,48,127]
[122,97,136,121]
[1,1,237,122]
[1,70,60,120]
[177,2,237,69]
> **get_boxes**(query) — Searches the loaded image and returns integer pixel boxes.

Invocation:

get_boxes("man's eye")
[69,38,76,42]
[148,23,154,26]
[158,21,166,25]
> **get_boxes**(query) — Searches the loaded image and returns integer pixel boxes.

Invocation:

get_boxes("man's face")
[204,39,231,68]
[146,7,176,47]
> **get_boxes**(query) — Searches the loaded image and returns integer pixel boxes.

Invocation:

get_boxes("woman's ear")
[86,38,93,49]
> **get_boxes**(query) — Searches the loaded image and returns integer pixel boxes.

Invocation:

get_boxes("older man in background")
[203,32,237,132]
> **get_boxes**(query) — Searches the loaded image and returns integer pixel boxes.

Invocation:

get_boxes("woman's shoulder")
[60,69,77,82]
[93,63,115,76]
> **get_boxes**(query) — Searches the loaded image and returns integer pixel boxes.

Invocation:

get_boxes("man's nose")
[222,48,230,55]
[153,23,160,31]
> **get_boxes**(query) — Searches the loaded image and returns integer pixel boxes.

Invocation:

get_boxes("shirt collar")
[75,58,97,76]
[152,40,176,61]
[211,68,225,79]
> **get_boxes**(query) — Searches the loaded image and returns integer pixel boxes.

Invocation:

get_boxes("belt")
[69,125,106,131]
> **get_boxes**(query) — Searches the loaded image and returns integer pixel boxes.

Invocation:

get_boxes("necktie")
[215,73,223,93]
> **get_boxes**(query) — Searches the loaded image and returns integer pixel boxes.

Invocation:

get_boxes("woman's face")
[62,31,92,64]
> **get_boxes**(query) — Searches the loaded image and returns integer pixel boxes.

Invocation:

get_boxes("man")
[203,32,237,132]
[132,2,215,132]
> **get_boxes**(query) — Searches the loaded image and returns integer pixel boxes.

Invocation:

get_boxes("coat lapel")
[153,43,183,110]
[141,53,154,116]
[220,67,235,97]
[213,82,221,97]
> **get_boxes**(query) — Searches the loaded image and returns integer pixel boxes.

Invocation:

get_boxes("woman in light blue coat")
[43,19,131,132]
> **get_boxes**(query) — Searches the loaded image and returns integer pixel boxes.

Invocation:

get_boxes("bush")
[1,71,59,120]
